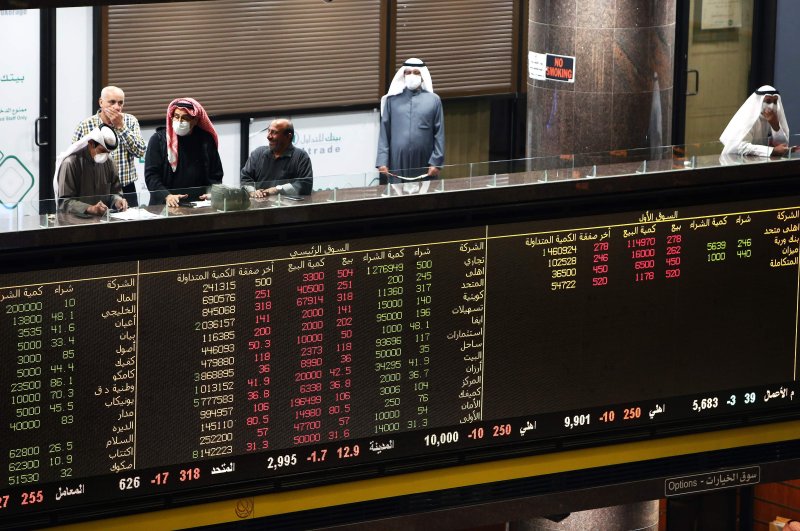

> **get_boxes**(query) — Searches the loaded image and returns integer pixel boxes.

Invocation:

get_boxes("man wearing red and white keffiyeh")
[165,97,219,171]
[144,97,223,207]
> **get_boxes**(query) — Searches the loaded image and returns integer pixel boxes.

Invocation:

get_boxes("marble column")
[527,0,675,158]
[509,500,660,531]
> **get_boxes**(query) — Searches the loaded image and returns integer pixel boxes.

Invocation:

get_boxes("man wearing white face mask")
[144,97,223,206]
[720,85,790,156]
[54,125,127,216]
[376,58,445,183]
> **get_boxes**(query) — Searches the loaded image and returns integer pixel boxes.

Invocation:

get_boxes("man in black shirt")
[145,98,223,206]
[241,119,313,197]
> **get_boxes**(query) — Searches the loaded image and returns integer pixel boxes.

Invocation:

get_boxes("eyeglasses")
[173,114,195,123]
[267,129,287,136]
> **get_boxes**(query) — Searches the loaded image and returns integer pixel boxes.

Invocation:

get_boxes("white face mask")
[94,152,109,164]
[173,119,191,136]
[405,74,422,91]
[762,102,777,113]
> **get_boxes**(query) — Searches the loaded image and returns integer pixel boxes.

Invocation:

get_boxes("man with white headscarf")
[376,58,445,183]
[720,85,790,156]
[54,125,127,216]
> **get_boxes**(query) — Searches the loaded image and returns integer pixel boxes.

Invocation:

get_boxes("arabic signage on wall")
[528,51,576,83]
[249,110,381,189]
[0,10,39,211]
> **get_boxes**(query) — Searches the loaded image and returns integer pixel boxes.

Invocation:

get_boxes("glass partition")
[8,140,800,234]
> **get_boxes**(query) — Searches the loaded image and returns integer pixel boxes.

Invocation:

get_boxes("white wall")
[215,121,242,186]
[56,7,93,157]
[775,1,800,142]
[0,9,41,215]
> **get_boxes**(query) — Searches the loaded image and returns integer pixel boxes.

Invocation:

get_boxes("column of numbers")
[372,261,404,435]
[7,297,45,488]
[292,271,325,446]
[47,288,76,479]
[48,295,76,437]
[665,233,682,279]
[707,240,727,263]
[408,255,431,430]
[736,237,752,260]
[194,280,236,460]
[245,276,272,452]
[329,265,354,441]
[630,237,656,282]
[592,241,610,286]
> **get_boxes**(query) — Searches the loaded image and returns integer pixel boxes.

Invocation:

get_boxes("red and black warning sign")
[528,52,576,83]
[544,54,575,83]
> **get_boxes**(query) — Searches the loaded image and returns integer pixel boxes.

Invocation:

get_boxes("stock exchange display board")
[1,192,799,523]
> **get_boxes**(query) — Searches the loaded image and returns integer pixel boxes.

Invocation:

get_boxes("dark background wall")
[774,1,799,141]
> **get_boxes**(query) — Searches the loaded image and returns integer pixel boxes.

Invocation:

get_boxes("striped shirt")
[72,112,147,187]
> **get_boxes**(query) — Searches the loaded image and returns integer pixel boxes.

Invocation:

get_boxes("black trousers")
[122,182,139,207]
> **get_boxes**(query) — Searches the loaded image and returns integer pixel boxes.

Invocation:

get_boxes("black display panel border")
[191,437,800,531]
[2,162,800,528]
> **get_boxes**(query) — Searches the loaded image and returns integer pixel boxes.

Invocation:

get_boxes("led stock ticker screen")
[1,195,799,519]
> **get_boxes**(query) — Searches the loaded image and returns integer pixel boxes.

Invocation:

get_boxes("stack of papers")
[109,208,162,221]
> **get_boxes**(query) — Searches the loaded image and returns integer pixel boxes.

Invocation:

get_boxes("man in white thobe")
[720,85,790,157]
[376,58,445,183]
